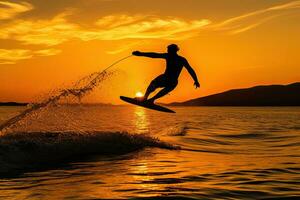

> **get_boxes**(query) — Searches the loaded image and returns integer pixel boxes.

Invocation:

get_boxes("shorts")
[151,74,178,89]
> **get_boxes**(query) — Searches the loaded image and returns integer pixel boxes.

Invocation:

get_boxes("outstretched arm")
[184,59,200,88]
[132,51,166,59]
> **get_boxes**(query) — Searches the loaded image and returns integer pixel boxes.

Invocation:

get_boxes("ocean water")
[0,105,299,199]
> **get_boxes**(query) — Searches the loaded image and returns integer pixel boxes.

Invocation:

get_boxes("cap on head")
[167,44,179,53]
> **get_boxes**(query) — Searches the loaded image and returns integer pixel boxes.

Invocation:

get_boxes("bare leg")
[143,82,157,100]
[147,87,174,103]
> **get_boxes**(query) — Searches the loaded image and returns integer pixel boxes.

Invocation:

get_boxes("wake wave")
[160,124,188,136]
[0,131,179,174]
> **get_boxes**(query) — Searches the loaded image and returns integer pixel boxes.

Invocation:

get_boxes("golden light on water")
[135,92,144,97]
[133,106,149,133]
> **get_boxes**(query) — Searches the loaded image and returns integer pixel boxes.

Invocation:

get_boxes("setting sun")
[135,92,144,97]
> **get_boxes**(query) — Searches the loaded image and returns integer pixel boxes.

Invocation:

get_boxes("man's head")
[167,44,179,54]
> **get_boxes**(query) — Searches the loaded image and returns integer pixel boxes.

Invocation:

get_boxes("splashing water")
[0,55,132,134]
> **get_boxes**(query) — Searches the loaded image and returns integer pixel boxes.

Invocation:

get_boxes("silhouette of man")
[132,44,200,103]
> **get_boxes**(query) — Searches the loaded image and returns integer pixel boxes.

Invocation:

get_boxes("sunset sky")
[0,0,299,103]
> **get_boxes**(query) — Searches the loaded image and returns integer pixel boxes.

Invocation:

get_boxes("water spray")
[0,55,133,134]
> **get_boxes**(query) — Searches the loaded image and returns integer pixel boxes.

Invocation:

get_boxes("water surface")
[0,106,299,199]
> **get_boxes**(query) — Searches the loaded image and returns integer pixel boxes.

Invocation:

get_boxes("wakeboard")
[120,96,175,113]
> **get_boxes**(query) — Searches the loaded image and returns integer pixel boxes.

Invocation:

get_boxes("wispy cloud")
[90,15,211,40]
[0,48,61,64]
[213,0,300,34]
[95,14,145,28]
[0,12,80,46]
[1,0,299,63]
[0,13,211,46]
[34,48,62,56]
[0,1,33,20]
[0,49,32,64]
[1,1,298,48]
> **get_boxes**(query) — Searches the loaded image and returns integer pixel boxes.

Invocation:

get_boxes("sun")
[135,91,144,97]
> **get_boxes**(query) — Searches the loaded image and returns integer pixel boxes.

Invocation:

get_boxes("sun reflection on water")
[133,106,149,133]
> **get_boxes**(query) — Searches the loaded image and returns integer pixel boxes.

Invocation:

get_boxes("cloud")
[0,48,61,64]
[0,48,32,64]
[92,15,211,40]
[213,0,300,34]
[1,0,299,62]
[0,1,33,20]
[0,12,80,46]
[95,14,145,28]
[34,48,62,56]
[1,0,298,48]
[228,15,279,35]
[0,14,211,46]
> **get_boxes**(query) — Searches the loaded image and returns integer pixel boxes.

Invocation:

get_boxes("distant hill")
[0,102,28,106]
[169,82,300,106]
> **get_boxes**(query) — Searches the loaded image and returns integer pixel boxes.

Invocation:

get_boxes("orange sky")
[0,0,299,103]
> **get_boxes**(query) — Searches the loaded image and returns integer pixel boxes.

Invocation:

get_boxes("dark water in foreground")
[0,106,299,199]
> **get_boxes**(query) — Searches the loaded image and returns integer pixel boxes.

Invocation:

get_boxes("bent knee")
[165,85,177,92]
[167,81,178,91]
[148,82,158,91]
